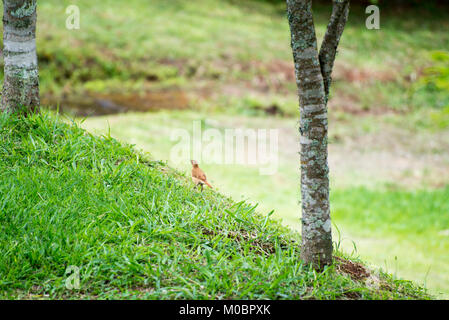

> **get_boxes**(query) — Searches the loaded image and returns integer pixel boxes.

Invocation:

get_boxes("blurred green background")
[1,0,448,297]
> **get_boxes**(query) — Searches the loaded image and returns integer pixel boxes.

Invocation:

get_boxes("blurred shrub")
[429,106,449,129]
[410,51,449,129]
[420,51,449,108]
[422,51,449,93]
[425,52,449,129]
[408,51,449,112]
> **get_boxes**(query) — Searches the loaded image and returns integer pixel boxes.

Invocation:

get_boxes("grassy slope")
[81,110,449,298]
[45,0,448,298]
[0,0,446,300]
[0,112,430,299]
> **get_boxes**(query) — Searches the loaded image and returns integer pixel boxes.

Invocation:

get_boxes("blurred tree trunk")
[1,0,39,114]
[286,0,349,269]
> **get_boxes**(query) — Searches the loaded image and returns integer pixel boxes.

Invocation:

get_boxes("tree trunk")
[286,0,349,269]
[1,0,39,114]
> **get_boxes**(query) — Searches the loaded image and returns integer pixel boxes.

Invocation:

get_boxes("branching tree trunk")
[286,0,349,269]
[1,0,39,114]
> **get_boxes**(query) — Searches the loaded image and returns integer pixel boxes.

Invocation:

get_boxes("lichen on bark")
[11,0,36,18]
[1,0,40,114]
[286,0,349,269]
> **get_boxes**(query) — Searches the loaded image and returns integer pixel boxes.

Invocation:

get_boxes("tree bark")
[319,0,350,103]
[286,0,349,269]
[1,0,39,114]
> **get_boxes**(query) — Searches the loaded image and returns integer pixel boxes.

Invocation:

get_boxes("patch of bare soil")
[342,291,362,299]
[50,57,403,117]
[334,256,370,281]
[43,89,190,116]
[328,94,403,116]
[227,59,397,93]
[187,58,403,117]
[332,62,397,84]
[252,104,286,116]
[220,59,396,91]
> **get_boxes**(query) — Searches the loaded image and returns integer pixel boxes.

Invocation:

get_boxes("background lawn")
[1,0,448,298]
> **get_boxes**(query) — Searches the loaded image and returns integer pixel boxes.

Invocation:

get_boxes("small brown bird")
[191,160,212,191]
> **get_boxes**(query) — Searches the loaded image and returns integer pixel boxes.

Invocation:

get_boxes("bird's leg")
[200,184,204,192]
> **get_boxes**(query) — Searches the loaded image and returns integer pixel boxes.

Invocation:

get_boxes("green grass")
[0,111,430,299]
[1,0,447,300]
[80,109,449,298]
[332,187,449,296]
[333,187,449,235]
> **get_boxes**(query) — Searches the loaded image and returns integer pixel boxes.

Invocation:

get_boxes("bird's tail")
[205,181,213,188]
